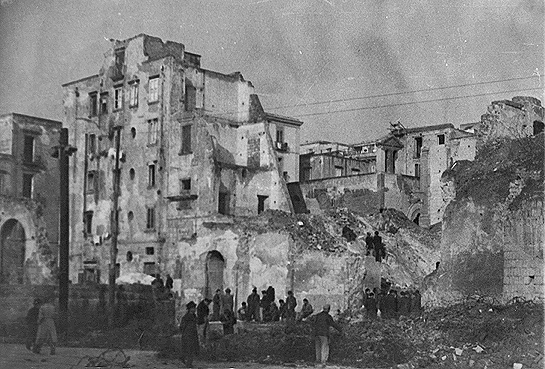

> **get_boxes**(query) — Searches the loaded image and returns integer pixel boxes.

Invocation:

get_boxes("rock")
[513,364,523,369]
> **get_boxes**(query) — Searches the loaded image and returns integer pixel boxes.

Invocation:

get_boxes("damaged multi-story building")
[62,34,303,301]
[299,123,476,228]
[0,113,61,284]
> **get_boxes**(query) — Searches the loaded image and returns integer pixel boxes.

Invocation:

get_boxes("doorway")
[0,219,26,284]
[205,251,225,298]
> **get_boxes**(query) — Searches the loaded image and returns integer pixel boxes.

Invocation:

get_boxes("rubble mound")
[443,134,544,208]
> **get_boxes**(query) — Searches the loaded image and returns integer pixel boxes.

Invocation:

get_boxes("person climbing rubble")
[372,231,386,262]
[298,298,314,321]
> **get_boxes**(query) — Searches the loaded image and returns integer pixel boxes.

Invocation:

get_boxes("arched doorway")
[205,251,225,298]
[0,219,26,284]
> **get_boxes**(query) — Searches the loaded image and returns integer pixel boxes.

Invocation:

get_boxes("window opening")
[149,77,159,103]
[22,174,33,198]
[181,125,192,154]
[146,207,155,230]
[257,195,268,214]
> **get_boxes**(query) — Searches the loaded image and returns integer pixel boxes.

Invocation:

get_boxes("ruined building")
[424,96,544,305]
[299,123,476,228]
[0,113,61,284]
[62,34,303,300]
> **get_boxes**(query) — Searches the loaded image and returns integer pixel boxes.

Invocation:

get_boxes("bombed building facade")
[62,34,306,303]
[0,113,61,284]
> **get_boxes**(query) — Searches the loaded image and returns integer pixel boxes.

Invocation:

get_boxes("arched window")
[205,251,225,298]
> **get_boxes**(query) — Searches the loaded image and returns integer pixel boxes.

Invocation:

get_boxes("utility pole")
[108,125,122,327]
[52,128,76,337]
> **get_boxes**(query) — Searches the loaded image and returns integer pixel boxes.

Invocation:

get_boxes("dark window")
[533,121,544,135]
[100,93,108,115]
[143,262,156,276]
[23,135,34,163]
[22,173,33,198]
[415,137,423,158]
[218,192,229,215]
[257,195,268,214]
[84,211,93,235]
[181,179,191,191]
[181,125,192,154]
[146,207,155,230]
[114,48,125,77]
[89,92,98,116]
[87,133,97,155]
[131,127,136,138]
[415,163,420,178]
[276,127,284,143]
[145,247,155,255]
[438,134,445,145]
[185,78,196,111]
[86,171,97,193]
[129,168,135,180]
[148,164,156,187]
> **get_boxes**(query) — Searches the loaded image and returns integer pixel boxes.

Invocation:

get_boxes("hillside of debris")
[244,207,441,295]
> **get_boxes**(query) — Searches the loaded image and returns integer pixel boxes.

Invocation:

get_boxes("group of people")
[25,296,58,355]
[151,274,174,300]
[179,287,342,368]
[365,231,387,262]
[362,288,422,319]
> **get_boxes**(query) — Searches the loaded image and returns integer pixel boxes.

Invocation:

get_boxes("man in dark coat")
[310,304,343,367]
[372,231,384,262]
[285,290,297,321]
[365,293,377,319]
[25,298,41,351]
[266,285,276,303]
[180,301,199,368]
[278,299,287,321]
[383,290,398,319]
[221,288,234,313]
[364,232,374,256]
[212,289,221,321]
[260,290,270,322]
[196,298,211,348]
[246,287,260,322]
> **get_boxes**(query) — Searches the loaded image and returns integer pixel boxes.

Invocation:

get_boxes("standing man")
[25,298,41,351]
[311,304,343,367]
[212,289,222,321]
[285,291,297,321]
[33,296,57,355]
[246,287,260,322]
[180,301,199,368]
[196,298,211,348]
[221,288,234,313]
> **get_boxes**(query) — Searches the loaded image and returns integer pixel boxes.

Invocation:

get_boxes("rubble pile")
[169,299,541,369]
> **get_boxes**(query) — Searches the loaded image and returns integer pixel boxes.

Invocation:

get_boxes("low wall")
[0,283,159,339]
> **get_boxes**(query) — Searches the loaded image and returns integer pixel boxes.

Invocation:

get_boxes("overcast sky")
[0,0,542,144]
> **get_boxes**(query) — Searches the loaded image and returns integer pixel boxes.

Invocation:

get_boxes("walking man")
[311,304,343,367]
[25,298,41,351]
[33,296,57,355]
[196,298,211,348]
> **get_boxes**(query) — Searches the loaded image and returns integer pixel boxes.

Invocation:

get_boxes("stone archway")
[0,219,26,284]
[205,250,225,298]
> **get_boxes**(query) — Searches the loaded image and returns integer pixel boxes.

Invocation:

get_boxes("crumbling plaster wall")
[0,196,56,284]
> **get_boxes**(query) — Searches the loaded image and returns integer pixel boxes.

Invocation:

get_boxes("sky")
[0,0,543,144]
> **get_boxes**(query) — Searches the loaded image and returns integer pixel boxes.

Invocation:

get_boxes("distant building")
[0,113,61,284]
[62,34,302,296]
[299,123,476,227]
